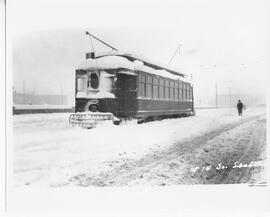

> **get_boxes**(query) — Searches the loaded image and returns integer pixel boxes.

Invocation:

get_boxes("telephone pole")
[23,80,25,104]
[215,82,218,108]
[229,87,231,107]
[60,85,63,105]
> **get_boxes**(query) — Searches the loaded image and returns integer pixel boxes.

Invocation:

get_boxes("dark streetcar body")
[74,52,195,123]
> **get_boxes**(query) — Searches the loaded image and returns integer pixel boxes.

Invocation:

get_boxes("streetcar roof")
[77,51,190,81]
[96,51,186,77]
[77,55,135,71]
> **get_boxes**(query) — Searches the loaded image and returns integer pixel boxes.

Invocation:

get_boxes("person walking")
[237,100,244,116]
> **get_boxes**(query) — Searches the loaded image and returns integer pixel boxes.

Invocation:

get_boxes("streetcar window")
[158,79,164,99]
[153,83,158,99]
[187,85,190,100]
[165,80,169,100]
[140,74,145,82]
[138,74,145,97]
[181,84,183,100]
[117,73,137,91]
[179,82,182,100]
[153,77,158,85]
[170,81,174,100]
[186,85,188,100]
[90,72,99,89]
[175,82,178,100]
[146,75,152,98]
[100,71,114,92]
[139,82,145,97]
[152,77,158,99]
[146,75,152,83]
[128,76,137,91]
[146,84,152,98]
[185,84,188,100]
[188,85,190,100]
[183,84,186,100]
[77,76,86,92]
[189,85,191,100]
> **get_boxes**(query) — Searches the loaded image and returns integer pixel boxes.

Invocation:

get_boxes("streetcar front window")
[77,76,87,92]
[100,71,115,92]
[90,72,99,89]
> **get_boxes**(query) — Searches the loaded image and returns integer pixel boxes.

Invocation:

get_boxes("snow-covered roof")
[96,51,186,77]
[77,51,191,82]
[133,60,181,80]
[77,55,134,71]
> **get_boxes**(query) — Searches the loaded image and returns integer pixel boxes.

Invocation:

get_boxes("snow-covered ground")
[13,107,266,187]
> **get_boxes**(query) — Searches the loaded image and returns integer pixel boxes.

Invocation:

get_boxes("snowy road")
[13,107,266,187]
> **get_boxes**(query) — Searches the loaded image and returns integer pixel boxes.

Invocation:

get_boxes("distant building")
[203,94,265,107]
[13,92,69,105]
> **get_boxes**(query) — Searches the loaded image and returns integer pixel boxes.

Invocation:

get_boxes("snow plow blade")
[69,112,116,128]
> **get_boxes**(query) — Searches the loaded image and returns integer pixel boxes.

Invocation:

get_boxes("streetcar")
[69,50,195,128]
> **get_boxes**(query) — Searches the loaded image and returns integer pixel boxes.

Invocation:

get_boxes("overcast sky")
[10,0,269,104]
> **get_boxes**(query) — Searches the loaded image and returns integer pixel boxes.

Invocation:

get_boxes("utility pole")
[215,82,218,108]
[229,87,231,107]
[13,87,15,104]
[60,85,63,105]
[23,80,25,104]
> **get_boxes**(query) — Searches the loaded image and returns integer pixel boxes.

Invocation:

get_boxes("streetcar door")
[116,73,137,118]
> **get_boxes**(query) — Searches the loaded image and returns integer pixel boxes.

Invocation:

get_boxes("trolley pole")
[86,31,118,51]
[168,44,181,64]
